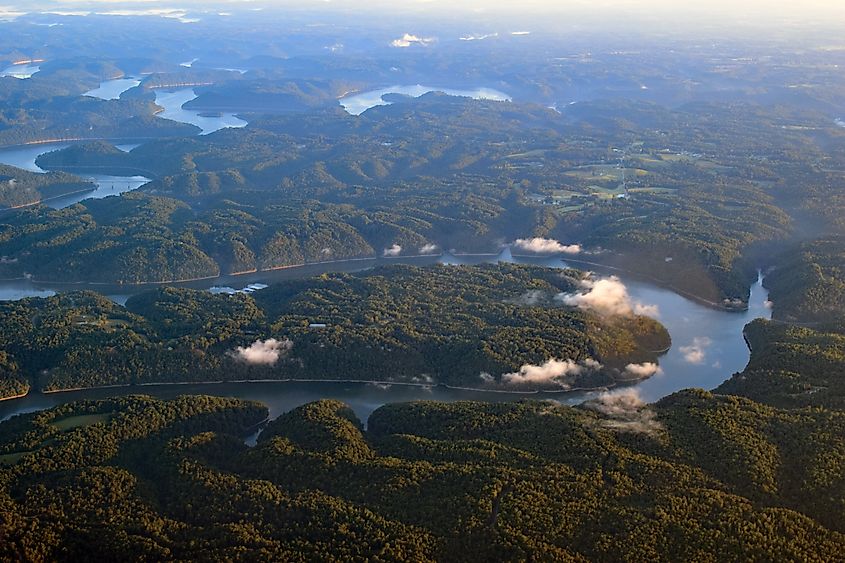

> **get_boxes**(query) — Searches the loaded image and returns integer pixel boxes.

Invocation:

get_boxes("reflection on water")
[84,77,141,100]
[154,88,248,134]
[0,249,772,422]
[340,84,511,115]
[1,64,40,79]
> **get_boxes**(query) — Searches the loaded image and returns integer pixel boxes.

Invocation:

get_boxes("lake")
[0,142,151,208]
[154,88,248,134]
[0,80,251,209]
[84,77,141,100]
[339,84,511,115]
[0,64,40,79]
[0,250,771,423]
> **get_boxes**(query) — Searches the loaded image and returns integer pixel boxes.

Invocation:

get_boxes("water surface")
[340,84,511,115]
[0,64,40,79]
[154,88,248,134]
[0,143,150,208]
[84,77,140,100]
[0,251,771,422]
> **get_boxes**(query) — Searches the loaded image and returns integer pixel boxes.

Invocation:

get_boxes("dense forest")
[5,89,833,304]
[0,392,842,561]
[0,264,669,399]
[763,236,845,330]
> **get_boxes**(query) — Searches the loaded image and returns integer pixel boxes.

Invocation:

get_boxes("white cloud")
[383,244,402,257]
[623,362,662,379]
[419,243,438,254]
[557,276,659,317]
[764,300,774,309]
[512,290,546,306]
[231,338,292,366]
[502,358,601,387]
[460,32,498,41]
[0,7,25,20]
[479,372,494,383]
[679,336,712,364]
[584,388,663,435]
[513,238,581,255]
[634,302,661,317]
[390,33,435,48]
[511,31,531,36]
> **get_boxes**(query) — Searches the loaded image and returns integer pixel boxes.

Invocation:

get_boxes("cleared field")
[51,413,111,431]
[0,451,30,465]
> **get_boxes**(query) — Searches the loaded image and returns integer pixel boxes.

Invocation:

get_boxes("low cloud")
[583,388,663,435]
[383,244,402,257]
[511,31,532,36]
[623,362,662,379]
[679,337,712,364]
[502,358,602,387]
[557,276,659,318]
[511,290,546,306]
[231,338,293,366]
[479,372,495,383]
[419,243,439,255]
[513,238,581,255]
[460,32,498,41]
[390,33,435,48]
[764,300,774,309]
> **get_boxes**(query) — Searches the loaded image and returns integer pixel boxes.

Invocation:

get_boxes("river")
[0,250,771,423]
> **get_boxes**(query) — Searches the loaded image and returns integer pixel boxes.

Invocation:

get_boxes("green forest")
[0,264,669,399]
[0,392,842,561]
[5,92,830,304]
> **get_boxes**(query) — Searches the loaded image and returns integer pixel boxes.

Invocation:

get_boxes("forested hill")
[6,93,822,304]
[763,236,845,330]
[0,393,842,560]
[0,263,669,399]
[0,164,93,209]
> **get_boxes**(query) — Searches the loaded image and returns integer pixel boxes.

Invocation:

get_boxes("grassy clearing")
[0,451,31,465]
[51,413,111,431]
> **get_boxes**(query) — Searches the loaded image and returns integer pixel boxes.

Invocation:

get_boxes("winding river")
[0,250,771,423]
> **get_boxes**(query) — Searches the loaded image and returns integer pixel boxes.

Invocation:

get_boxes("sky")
[5,0,845,28]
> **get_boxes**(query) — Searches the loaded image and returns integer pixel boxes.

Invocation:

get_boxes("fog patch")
[679,337,712,365]
[510,289,547,306]
[383,244,402,257]
[231,338,293,366]
[479,372,495,383]
[513,237,581,255]
[623,362,662,379]
[557,276,659,318]
[502,358,602,388]
[419,243,439,255]
[584,388,663,435]
[391,33,435,48]
[460,32,498,41]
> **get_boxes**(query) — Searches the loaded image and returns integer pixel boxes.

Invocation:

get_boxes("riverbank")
[36,376,618,399]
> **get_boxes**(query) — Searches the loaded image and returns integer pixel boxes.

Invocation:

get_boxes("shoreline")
[0,185,97,211]
[6,251,742,314]
[37,377,615,397]
[0,390,29,402]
